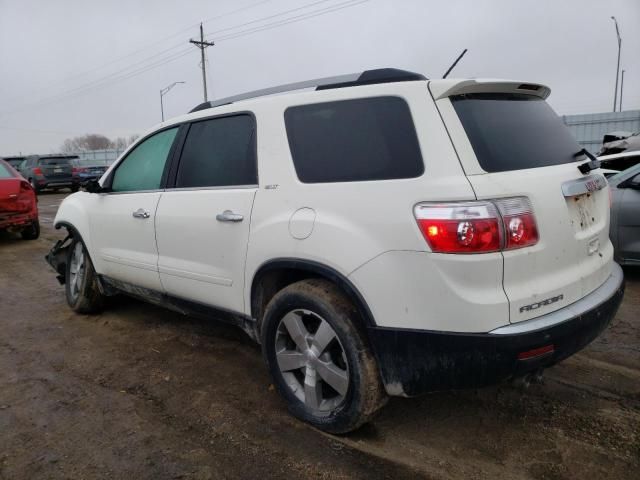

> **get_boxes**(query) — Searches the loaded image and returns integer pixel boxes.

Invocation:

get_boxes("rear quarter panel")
[243,82,488,327]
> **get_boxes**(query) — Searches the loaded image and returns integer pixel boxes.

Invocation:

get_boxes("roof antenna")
[442,49,468,79]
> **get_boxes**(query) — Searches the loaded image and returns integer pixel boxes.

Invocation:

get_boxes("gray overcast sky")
[1,0,638,155]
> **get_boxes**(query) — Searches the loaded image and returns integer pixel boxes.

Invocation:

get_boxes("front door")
[155,114,258,314]
[89,127,179,291]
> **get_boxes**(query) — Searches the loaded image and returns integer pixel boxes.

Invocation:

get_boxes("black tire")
[261,279,387,434]
[21,220,40,240]
[29,178,40,194]
[70,185,79,193]
[65,236,104,314]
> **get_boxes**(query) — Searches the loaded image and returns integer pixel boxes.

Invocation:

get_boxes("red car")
[0,159,39,240]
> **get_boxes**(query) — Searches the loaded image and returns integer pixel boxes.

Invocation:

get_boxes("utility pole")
[619,69,625,112]
[189,23,215,102]
[611,16,622,112]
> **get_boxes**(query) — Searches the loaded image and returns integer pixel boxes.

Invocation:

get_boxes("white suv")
[47,68,625,433]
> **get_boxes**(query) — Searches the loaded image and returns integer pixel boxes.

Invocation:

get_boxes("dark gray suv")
[18,155,80,193]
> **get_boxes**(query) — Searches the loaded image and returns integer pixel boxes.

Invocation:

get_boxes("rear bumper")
[0,212,38,229]
[368,263,625,397]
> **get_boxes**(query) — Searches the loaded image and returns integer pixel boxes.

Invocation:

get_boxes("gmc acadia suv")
[46,68,625,433]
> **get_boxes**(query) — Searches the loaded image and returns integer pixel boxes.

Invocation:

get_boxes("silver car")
[609,164,640,266]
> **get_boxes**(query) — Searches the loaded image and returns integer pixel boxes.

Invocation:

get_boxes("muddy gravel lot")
[1,192,638,479]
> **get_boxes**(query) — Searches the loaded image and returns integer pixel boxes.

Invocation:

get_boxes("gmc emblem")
[520,294,564,313]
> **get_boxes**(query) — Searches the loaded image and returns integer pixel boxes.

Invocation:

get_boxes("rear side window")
[112,127,178,192]
[285,97,424,183]
[451,93,581,172]
[175,114,256,188]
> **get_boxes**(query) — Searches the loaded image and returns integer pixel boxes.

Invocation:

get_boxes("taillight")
[72,167,87,174]
[33,167,43,175]
[415,202,501,253]
[494,197,538,250]
[414,197,539,254]
[14,181,35,213]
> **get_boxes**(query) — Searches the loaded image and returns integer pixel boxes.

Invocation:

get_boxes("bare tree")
[60,133,138,152]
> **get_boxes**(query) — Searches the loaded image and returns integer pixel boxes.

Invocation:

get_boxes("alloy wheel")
[275,309,349,414]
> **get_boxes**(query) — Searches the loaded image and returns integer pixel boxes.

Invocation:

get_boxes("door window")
[112,127,178,192]
[175,115,256,188]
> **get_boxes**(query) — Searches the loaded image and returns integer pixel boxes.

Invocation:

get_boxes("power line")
[210,0,368,43]
[5,0,339,114]
[0,0,368,116]
[32,0,275,91]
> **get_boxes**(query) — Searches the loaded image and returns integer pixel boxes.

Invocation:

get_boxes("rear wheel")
[21,220,40,240]
[65,237,104,313]
[70,184,79,193]
[261,279,386,434]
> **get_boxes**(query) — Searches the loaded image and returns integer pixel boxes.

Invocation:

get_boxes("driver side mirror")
[84,179,109,193]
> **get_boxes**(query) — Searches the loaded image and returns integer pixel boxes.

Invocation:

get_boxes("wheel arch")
[249,258,377,334]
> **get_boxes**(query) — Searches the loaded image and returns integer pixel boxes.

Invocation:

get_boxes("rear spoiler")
[429,79,551,100]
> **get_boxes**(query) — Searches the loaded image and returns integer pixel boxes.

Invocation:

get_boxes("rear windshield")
[451,93,581,173]
[0,163,13,178]
[39,157,76,166]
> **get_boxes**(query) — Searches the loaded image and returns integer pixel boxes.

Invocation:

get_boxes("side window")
[284,96,424,183]
[175,114,256,188]
[112,127,178,192]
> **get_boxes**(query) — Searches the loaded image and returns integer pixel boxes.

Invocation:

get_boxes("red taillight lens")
[14,181,35,213]
[72,167,87,174]
[494,197,539,250]
[32,167,43,175]
[415,202,502,253]
[414,197,539,254]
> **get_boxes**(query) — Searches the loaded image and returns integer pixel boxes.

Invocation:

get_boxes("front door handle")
[132,208,150,219]
[216,210,244,222]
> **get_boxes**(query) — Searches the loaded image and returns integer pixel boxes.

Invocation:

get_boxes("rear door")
[434,86,613,323]
[155,114,257,314]
[89,127,179,291]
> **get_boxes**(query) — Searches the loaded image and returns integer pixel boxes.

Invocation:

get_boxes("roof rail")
[189,68,427,113]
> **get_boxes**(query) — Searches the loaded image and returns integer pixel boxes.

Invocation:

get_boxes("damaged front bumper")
[45,234,72,285]
[368,263,625,397]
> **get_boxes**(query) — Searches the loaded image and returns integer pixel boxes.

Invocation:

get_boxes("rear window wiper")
[574,148,601,174]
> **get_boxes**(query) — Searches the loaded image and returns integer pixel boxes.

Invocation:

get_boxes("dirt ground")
[1,191,638,480]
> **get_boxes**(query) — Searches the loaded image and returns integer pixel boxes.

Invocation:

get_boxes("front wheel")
[65,237,104,313]
[261,279,387,434]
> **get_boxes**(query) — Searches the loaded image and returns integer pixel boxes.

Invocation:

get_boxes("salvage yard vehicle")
[0,159,39,239]
[608,163,640,266]
[1,156,26,170]
[598,150,640,173]
[19,154,80,194]
[46,68,625,433]
[71,158,112,186]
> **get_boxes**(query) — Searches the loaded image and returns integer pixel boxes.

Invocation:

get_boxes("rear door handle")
[132,208,150,219]
[216,210,244,222]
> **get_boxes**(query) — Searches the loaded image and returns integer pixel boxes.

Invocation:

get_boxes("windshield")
[451,93,581,173]
[40,157,76,166]
[608,163,640,183]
